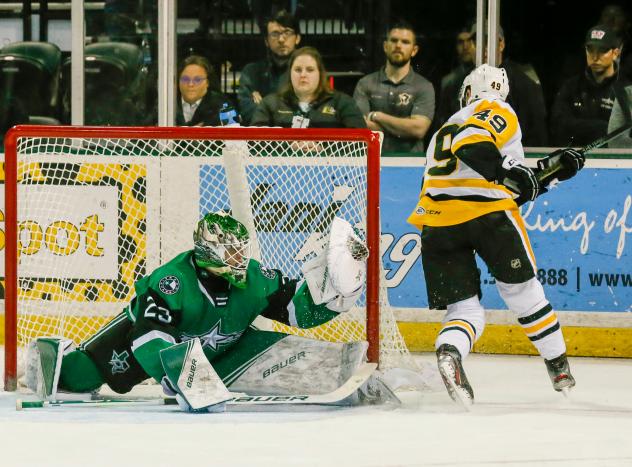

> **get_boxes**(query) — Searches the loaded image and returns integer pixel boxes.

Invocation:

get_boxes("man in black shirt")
[551,25,627,146]
[237,10,301,125]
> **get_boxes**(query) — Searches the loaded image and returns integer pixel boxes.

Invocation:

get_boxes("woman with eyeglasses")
[250,47,366,129]
[176,55,240,126]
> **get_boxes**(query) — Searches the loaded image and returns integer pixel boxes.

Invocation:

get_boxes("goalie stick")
[16,362,377,411]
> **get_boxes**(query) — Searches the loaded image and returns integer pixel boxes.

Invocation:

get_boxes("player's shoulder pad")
[146,252,193,297]
[462,98,519,146]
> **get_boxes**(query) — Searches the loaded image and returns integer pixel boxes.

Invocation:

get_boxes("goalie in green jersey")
[27,212,388,411]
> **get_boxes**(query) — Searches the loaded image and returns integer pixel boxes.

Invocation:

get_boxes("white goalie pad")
[227,335,368,395]
[160,338,233,411]
[302,217,368,311]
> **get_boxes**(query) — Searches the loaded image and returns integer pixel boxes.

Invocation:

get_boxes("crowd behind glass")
[1,2,631,150]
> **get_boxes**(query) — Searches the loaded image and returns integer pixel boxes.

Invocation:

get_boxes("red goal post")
[2,125,398,391]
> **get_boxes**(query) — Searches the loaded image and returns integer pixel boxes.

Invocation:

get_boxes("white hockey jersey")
[408,97,524,228]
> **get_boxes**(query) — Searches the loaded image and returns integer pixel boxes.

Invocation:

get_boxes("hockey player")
[407,64,585,407]
[29,212,388,411]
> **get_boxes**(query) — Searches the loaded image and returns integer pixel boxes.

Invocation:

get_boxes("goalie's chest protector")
[141,253,278,358]
[408,98,523,228]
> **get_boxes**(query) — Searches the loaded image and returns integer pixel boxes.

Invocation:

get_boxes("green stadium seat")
[61,41,147,125]
[0,41,62,118]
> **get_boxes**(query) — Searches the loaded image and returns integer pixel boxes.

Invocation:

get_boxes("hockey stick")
[16,362,377,410]
[534,122,632,184]
[502,122,632,198]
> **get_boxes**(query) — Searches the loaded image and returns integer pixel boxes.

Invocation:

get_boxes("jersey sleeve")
[127,288,182,382]
[259,270,338,328]
[452,99,519,152]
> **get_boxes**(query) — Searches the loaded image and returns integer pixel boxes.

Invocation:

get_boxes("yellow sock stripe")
[440,319,477,350]
[522,313,559,338]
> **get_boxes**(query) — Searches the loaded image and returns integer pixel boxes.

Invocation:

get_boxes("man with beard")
[353,21,435,154]
[551,24,628,146]
[238,10,301,125]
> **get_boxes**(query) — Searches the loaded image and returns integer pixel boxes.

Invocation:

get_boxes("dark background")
[385,0,631,109]
[175,0,632,109]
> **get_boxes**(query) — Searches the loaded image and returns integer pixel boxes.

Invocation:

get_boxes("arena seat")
[61,41,147,125]
[0,41,62,119]
[28,115,61,125]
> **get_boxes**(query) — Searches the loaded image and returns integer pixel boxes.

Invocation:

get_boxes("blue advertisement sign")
[381,166,632,313]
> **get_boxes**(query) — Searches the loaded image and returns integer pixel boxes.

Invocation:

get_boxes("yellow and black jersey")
[408,98,524,228]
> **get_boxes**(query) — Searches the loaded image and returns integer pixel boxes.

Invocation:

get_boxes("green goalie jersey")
[125,250,338,381]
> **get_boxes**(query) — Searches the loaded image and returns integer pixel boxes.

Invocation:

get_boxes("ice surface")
[2,349,632,467]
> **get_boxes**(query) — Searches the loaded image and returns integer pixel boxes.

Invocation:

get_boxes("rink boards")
[381,152,632,357]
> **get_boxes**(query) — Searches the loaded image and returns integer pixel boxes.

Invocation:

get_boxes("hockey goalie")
[26,212,398,411]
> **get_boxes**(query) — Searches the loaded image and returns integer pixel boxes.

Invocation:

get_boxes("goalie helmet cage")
[2,125,411,391]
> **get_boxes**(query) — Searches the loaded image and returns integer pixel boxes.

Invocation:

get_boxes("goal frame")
[3,125,382,391]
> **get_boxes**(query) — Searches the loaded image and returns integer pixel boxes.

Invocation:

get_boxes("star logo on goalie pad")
[109,350,130,374]
[182,321,243,351]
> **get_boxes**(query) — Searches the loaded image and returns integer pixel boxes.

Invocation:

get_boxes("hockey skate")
[544,353,576,394]
[436,344,474,408]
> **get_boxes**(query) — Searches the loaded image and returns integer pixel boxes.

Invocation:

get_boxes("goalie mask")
[459,64,509,108]
[193,212,251,288]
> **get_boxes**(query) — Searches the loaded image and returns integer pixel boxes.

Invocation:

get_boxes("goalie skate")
[544,353,576,393]
[436,344,474,408]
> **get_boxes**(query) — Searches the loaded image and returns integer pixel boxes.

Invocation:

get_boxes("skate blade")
[438,364,473,411]
[561,387,571,399]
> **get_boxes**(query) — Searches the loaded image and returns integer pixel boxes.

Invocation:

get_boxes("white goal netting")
[3,128,417,387]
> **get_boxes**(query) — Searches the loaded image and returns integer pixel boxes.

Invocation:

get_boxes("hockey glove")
[536,148,585,186]
[499,155,544,205]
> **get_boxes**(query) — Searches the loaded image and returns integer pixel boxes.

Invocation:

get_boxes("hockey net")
[2,126,416,391]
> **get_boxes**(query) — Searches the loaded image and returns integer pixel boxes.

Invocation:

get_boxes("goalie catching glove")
[302,217,368,313]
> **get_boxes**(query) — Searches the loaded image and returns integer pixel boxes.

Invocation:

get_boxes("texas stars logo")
[159,275,180,295]
[109,350,130,374]
[181,320,244,350]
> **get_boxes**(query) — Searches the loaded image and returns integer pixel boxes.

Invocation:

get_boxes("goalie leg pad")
[160,338,232,411]
[222,332,368,396]
[26,337,73,399]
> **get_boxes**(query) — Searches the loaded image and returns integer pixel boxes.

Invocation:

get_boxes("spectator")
[238,9,301,125]
[551,25,627,146]
[607,82,632,147]
[470,24,548,146]
[353,21,434,154]
[176,55,237,126]
[598,3,632,82]
[250,46,366,128]
[435,27,475,129]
